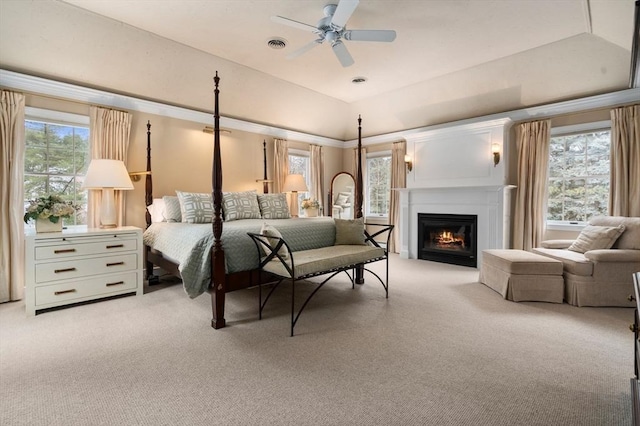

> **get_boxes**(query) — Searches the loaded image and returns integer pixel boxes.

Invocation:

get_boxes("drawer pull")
[54,289,77,296]
[54,267,77,274]
[106,262,125,267]
[106,244,124,249]
[106,281,125,287]
[54,248,76,254]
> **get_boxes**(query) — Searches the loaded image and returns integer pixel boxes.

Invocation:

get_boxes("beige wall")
[23,94,352,230]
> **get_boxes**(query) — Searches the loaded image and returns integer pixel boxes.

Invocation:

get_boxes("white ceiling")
[0,0,635,140]
[60,0,633,104]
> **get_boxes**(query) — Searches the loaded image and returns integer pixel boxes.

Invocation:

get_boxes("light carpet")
[0,255,634,425]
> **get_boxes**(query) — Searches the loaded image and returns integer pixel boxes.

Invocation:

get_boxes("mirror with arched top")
[328,172,355,219]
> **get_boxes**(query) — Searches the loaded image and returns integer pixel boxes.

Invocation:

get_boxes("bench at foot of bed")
[248,223,393,336]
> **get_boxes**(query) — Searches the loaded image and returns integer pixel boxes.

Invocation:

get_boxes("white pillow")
[259,223,289,260]
[146,198,165,223]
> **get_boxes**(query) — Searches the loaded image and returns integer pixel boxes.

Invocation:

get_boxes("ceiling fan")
[271,0,396,67]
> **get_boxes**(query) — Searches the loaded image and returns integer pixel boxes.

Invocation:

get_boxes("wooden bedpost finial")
[214,71,219,87]
[146,120,151,132]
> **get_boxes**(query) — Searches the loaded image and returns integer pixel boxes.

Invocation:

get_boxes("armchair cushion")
[567,225,625,253]
[584,249,640,263]
[531,248,593,276]
[589,216,640,250]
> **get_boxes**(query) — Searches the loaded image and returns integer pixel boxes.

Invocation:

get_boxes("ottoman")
[479,249,564,303]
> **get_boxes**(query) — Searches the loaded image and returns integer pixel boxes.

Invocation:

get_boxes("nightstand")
[24,226,143,315]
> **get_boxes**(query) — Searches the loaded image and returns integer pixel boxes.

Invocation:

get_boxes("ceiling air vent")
[267,38,287,50]
[351,77,367,84]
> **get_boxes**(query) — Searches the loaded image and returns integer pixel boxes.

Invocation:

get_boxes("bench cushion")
[483,249,563,275]
[263,245,385,279]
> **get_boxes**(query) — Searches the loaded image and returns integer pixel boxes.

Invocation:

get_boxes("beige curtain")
[0,90,26,302]
[609,104,640,217]
[88,106,132,228]
[273,138,289,194]
[309,145,324,211]
[513,119,551,251]
[352,147,367,217]
[389,141,406,253]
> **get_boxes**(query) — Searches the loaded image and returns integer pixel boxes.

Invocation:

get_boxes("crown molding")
[345,87,640,148]
[2,69,638,150]
[0,69,345,148]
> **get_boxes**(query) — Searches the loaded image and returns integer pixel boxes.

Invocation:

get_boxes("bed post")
[144,120,157,283]
[355,115,365,284]
[211,72,226,329]
[262,140,269,194]
[144,120,152,228]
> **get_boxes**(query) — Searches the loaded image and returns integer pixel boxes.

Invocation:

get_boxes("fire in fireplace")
[418,213,477,267]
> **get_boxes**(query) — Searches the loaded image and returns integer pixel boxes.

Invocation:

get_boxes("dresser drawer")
[35,235,138,260]
[35,272,138,306]
[35,253,138,284]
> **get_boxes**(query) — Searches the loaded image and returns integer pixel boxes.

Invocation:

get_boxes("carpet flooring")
[0,255,634,425]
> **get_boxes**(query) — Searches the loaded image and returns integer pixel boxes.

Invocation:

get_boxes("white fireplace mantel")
[397,185,516,268]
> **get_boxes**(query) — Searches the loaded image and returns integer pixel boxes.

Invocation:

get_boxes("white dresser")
[24,226,143,315]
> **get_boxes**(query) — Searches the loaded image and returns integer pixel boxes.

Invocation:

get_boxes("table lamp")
[82,159,134,228]
[283,174,308,218]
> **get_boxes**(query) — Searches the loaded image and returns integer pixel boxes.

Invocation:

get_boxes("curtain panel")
[0,90,26,302]
[609,104,640,217]
[309,145,324,211]
[88,106,132,228]
[513,119,551,251]
[389,141,406,253]
[273,139,289,194]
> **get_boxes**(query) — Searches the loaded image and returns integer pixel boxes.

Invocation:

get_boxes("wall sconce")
[491,143,501,167]
[404,154,413,172]
[128,171,151,182]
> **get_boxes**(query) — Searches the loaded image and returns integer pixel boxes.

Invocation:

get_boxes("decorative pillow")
[162,196,182,222]
[567,225,626,253]
[259,223,289,260]
[257,193,291,219]
[222,191,261,221]
[335,193,350,207]
[146,198,166,223]
[334,217,366,246]
[176,191,214,224]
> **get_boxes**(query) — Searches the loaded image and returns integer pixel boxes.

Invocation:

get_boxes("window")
[547,122,611,225]
[288,149,310,215]
[366,152,391,217]
[24,108,90,226]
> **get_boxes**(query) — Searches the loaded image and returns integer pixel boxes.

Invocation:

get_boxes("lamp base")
[100,188,118,228]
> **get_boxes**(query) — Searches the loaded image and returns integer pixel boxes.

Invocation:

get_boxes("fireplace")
[418,213,478,267]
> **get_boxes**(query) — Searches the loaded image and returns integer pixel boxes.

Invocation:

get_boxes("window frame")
[24,107,90,228]
[546,120,611,231]
[365,150,392,219]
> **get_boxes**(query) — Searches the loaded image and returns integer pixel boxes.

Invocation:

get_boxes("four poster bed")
[142,72,368,330]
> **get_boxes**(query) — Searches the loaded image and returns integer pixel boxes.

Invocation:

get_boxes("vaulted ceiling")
[0,0,635,140]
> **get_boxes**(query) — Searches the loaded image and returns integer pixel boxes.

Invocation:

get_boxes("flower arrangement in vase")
[24,194,79,232]
[301,198,320,217]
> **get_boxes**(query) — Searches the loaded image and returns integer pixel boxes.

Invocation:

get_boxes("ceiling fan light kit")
[272,0,396,67]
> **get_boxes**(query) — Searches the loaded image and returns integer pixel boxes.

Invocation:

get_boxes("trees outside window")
[24,119,90,226]
[367,155,391,216]
[547,130,610,223]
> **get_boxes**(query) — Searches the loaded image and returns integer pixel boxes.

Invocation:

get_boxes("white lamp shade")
[82,159,134,190]
[282,174,308,192]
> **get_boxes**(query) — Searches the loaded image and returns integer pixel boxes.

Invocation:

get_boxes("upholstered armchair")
[533,216,640,307]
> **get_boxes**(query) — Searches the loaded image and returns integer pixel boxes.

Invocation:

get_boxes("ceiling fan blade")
[344,30,397,42]
[330,0,359,29]
[332,41,354,67]
[271,15,317,33]
[287,39,323,59]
